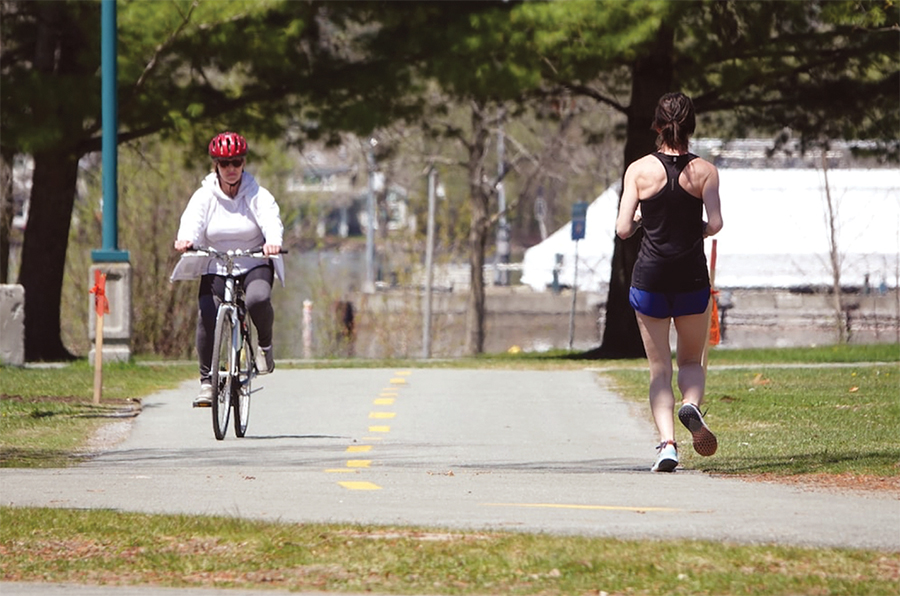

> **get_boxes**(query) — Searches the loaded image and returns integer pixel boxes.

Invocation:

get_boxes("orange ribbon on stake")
[89,270,109,404]
[702,239,718,373]
[709,290,721,346]
[90,270,110,316]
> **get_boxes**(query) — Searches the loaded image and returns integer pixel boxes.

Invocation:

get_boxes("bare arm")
[616,164,643,239]
[701,165,723,237]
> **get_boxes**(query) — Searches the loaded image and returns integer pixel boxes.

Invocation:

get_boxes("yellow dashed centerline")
[339,481,381,491]
[369,411,396,419]
[346,445,372,453]
[332,371,411,491]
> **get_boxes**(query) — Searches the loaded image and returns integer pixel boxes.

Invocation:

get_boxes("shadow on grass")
[697,449,900,475]
[0,447,89,468]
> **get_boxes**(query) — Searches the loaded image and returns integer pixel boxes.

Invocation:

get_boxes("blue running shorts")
[629,286,710,319]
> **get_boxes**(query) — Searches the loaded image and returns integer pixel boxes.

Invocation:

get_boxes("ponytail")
[653,93,695,152]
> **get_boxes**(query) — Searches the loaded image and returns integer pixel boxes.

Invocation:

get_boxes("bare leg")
[674,306,711,407]
[635,312,675,443]
[674,302,718,456]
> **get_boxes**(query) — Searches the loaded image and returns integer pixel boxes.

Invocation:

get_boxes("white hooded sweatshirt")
[171,171,285,284]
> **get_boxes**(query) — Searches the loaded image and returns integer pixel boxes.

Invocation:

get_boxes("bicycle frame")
[221,275,254,378]
[193,247,266,439]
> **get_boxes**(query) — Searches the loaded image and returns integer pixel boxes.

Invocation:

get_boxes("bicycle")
[184,247,281,440]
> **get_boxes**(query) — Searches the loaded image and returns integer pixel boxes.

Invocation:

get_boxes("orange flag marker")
[89,270,109,404]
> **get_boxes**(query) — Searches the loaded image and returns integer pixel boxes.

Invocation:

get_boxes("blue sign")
[571,201,587,241]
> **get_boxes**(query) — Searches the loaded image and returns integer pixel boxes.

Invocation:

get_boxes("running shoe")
[193,383,213,408]
[651,441,678,473]
[256,344,274,374]
[678,403,718,456]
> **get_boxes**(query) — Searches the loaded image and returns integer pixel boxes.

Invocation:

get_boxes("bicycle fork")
[226,278,256,387]
[223,278,242,385]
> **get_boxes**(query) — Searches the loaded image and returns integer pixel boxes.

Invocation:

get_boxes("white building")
[521,168,900,292]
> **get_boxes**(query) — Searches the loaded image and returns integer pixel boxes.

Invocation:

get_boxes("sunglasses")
[216,158,245,168]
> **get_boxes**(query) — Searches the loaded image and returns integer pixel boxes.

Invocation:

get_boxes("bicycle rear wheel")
[233,321,252,438]
[210,307,235,440]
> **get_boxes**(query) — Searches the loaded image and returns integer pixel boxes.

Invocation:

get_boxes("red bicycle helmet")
[208,132,248,158]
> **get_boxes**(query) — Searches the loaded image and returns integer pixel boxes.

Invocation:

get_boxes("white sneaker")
[651,441,678,472]
[193,383,213,408]
[678,403,718,456]
[256,345,274,374]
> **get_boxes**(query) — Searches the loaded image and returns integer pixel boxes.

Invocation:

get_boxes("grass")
[695,343,898,365]
[1,345,898,595]
[0,358,196,400]
[0,360,195,467]
[605,359,900,478]
[1,507,898,595]
[2,345,898,473]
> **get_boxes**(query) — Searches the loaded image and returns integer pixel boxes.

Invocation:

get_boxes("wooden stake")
[90,269,109,405]
[93,312,104,405]
[702,239,718,375]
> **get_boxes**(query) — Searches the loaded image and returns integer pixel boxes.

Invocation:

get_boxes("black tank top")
[631,152,710,293]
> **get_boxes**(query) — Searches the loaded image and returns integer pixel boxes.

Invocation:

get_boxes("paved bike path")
[2,368,898,596]
[3,368,897,553]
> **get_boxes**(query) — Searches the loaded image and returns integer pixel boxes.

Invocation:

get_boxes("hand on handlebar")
[178,245,286,257]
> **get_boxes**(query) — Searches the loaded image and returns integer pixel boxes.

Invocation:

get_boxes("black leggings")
[196,263,274,382]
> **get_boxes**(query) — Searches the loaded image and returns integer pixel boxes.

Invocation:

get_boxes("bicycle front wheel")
[210,306,234,440]
[233,321,252,438]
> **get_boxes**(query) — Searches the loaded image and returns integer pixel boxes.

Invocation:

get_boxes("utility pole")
[422,166,437,358]
[364,138,377,293]
[534,185,548,241]
[495,128,510,286]
[568,201,588,350]
[90,0,131,364]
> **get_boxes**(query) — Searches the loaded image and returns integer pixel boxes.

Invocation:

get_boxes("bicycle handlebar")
[185,247,288,258]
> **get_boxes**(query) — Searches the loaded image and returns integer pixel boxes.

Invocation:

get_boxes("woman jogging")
[173,132,285,407]
[615,92,723,472]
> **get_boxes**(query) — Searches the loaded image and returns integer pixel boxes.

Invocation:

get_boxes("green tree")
[516,0,898,357]
[0,0,414,361]
[5,0,893,362]
[361,2,556,354]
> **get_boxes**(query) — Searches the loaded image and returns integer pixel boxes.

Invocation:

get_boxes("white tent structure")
[521,169,900,291]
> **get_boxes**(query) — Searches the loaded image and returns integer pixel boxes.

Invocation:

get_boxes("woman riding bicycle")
[173,132,285,407]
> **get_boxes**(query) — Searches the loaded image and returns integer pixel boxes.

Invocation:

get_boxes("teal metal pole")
[93,0,128,262]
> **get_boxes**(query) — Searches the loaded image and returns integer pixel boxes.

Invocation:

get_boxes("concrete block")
[0,284,25,366]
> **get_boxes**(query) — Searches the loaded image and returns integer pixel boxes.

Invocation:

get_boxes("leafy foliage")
[2,0,895,360]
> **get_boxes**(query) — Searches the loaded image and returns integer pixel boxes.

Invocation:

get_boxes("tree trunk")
[821,152,847,343]
[0,150,12,284]
[584,25,674,359]
[465,103,492,355]
[466,209,489,355]
[14,1,88,360]
[18,149,80,361]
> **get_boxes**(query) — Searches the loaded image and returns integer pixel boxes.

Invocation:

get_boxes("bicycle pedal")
[192,400,212,408]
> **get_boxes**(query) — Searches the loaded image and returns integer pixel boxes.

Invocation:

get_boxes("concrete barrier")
[0,284,25,366]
